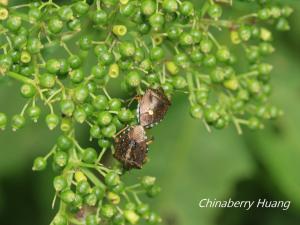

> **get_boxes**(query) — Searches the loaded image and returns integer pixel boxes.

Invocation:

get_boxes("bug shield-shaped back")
[138,89,171,128]
[114,125,148,170]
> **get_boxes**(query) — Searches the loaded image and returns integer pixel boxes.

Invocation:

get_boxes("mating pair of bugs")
[113,89,171,170]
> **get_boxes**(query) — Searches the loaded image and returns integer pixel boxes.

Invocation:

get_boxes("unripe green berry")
[28,7,42,21]
[60,99,75,117]
[61,189,76,204]
[32,156,47,171]
[48,18,64,34]
[146,185,161,198]
[141,0,156,16]
[126,203,137,211]
[180,1,194,16]
[0,7,8,20]
[54,151,68,167]
[109,63,120,78]
[6,15,22,31]
[109,99,122,111]
[172,76,187,89]
[124,210,140,225]
[27,105,41,122]
[68,55,82,69]
[58,6,74,21]
[117,108,133,122]
[92,10,108,25]
[77,180,91,195]
[86,214,98,225]
[276,17,290,31]
[82,147,98,164]
[179,33,193,46]
[92,95,108,110]
[281,6,293,17]
[126,71,141,87]
[148,212,162,224]
[216,47,231,62]
[20,51,31,64]
[223,78,239,91]
[101,204,116,218]
[258,63,273,75]
[149,13,165,31]
[39,73,56,89]
[190,105,203,119]
[166,61,179,75]
[46,59,60,74]
[248,117,261,130]
[70,69,84,84]
[134,204,149,216]
[53,176,68,192]
[74,2,89,15]
[204,107,219,124]
[113,25,127,36]
[120,2,135,17]
[210,67,225,83]
[119,42,136,58]
[92,185,106,200]
[258,8,270,20]
[97,111,112,126]
[52,214,68,225]
[112,182,125,194]
[191,30,202,43]
[141,176,156,189]
[105,172,120,187]
[200,39,213,53]
[107,192,121,205]
[239,26,252,42]
[247,79,261,94]
[113,213,125,225]
[214,117,228,129]
[162,0,178,13]
[11,114,25,131]
[101,124,116,138]
[57,135,73,151]
[73,85,89,103]
[46,113,60,130]
[59,118,74,132]
[150,47,164,61]
[74,108,87,124]
[78,36,92,50]
[90,125,102,139]
[27,38,42,54]
[20,83,36,98]
[67,18,81,31]
[208,4,222,20]
[98,138,111,149]
[167,26,182,40]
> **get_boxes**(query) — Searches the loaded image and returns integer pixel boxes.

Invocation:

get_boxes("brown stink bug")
[114,125,152,169]
[137,88,171,128]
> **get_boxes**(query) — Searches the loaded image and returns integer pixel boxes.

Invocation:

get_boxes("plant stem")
[6,71,35,85]
[81,168,106,189]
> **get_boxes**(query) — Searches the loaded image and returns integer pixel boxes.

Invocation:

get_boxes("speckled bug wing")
[138,89,171,128]
[114,125,148,170]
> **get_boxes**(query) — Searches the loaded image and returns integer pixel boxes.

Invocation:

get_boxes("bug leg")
[114,125,130,137]
[146,136,154,145]
[126,95,142,107]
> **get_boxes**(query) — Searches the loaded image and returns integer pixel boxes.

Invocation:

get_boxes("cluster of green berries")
[0,0,293,224]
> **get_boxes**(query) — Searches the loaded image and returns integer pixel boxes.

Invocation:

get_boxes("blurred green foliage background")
[1,1,300,225]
